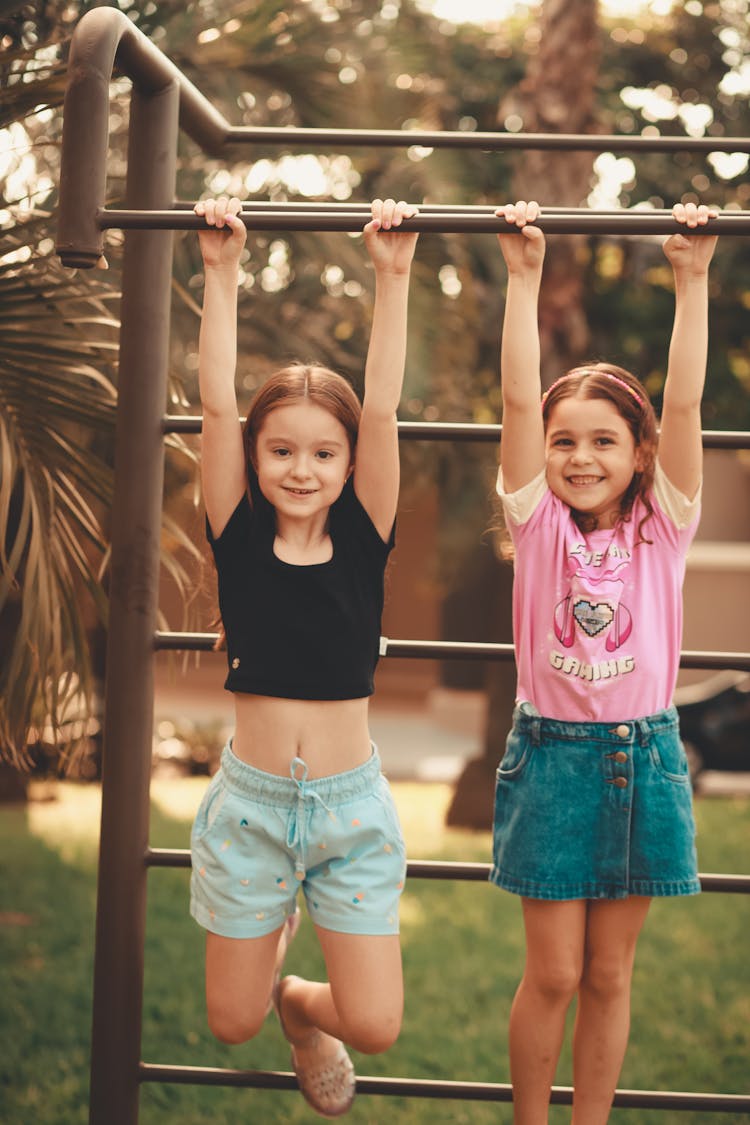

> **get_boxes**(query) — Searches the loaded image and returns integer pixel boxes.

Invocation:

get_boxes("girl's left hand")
[663,202,719,272]
[363,198,420,275]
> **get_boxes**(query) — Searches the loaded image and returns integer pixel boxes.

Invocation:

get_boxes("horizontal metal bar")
[138,1062,750,1111]
[153,631,750,672]
[223,125,750,155]
[99,209,743,235]
[144,850,749,894]
[174,201,696,216]
[162,416,750,451]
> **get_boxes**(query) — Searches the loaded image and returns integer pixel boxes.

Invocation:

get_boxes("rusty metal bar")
[98,208,745,235]
[162,416,750,452]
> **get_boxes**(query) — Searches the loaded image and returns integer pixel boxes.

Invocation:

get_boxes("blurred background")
[2,0,750,808]
[1,1,749,1121]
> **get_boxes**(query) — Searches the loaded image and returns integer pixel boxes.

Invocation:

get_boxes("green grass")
[1,779,748,1125]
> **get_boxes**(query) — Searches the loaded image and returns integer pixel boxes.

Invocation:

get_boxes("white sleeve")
[496,467,547,526]
[654,460,701,529]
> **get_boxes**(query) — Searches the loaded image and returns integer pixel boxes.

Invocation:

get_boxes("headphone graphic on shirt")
[553,594,633,652]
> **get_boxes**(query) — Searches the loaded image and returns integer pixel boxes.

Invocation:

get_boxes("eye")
[551,437,573,448]
[316,450,334,460]
[595,436,615,447]
[272,447,291,457]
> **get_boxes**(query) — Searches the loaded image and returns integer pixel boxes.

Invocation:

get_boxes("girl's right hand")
[363,198,420,275]
[495,200,546,274]
[195,195,247,269]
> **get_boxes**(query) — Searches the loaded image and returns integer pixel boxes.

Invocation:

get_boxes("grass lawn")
[1,777,748,1125]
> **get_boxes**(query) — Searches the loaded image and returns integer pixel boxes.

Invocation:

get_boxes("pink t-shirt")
[497,463,701,722]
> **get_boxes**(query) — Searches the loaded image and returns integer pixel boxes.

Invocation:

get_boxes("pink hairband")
[541,370,645,408]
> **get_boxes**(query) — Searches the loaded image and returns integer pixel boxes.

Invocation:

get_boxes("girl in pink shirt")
[492,199,717,1124]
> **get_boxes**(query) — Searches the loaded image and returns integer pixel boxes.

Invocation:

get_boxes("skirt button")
[614,776,628,788]
[615,723,629,738]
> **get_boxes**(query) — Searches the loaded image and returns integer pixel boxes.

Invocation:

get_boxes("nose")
[570,445,593,465]
[289,455,313,479]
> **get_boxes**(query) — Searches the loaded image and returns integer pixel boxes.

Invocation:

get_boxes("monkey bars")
[54,8,750,1125]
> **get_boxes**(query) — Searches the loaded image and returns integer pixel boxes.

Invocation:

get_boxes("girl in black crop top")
[189,194,419,1117]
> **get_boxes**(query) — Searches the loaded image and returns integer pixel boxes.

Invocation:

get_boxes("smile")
[567,475,603,485]
[284,487,316,495]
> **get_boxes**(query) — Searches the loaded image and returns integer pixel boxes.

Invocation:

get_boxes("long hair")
[242,363,361,481]
[496,362,659,560]
[212,363,362,650]
[542,362,658,538]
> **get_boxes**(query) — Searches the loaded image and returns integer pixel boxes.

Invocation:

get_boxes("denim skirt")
[490,703,700,900]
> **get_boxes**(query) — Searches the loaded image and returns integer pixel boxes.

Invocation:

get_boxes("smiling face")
[254,400,353,521]
[545,395,644,529]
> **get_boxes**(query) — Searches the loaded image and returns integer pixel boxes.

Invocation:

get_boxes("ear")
[633,445,646,473]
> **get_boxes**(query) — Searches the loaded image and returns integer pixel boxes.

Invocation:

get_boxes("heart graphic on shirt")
[573,599,615,637]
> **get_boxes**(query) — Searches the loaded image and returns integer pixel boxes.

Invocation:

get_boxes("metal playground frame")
[53,8,750,1123]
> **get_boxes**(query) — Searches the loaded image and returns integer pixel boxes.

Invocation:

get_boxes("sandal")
[274,975,356,1118]
[265,907,301,1019]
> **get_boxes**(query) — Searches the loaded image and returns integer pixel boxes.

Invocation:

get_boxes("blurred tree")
[0,2,198,782]
[2,0,748,797]
[447,0,602,828]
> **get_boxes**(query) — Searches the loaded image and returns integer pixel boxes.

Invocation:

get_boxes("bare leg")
[204,924,288,1044]
[571,896,651,1125]
[277,928,403,1057]
[509,899,587,1125]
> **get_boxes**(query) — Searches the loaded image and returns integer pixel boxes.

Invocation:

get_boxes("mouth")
[284,487,316,496]
[567,475,603,486]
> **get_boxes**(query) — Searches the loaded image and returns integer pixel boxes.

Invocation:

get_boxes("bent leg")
[572,896,651,1125]
[205,925,286,1044]
[510,898,587,1125]
[278,929,403,1056]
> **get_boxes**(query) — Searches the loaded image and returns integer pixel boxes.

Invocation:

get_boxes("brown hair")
[212,363,362,650]
[242,363,361,481]
[542,362,658,538]
[496,361,659,561]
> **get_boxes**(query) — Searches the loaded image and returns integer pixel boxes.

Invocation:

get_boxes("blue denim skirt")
[490,703,700,900]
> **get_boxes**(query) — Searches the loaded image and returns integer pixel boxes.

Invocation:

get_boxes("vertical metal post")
[88,79,179,1125]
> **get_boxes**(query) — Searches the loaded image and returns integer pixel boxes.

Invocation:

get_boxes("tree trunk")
[447,0,601,830]
[501,0,601,383]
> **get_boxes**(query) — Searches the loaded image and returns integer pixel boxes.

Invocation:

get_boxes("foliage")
[0,4,197,769]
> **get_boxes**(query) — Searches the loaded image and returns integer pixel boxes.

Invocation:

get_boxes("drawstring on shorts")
[286,757,337,881]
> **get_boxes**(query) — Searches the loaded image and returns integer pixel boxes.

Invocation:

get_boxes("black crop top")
[206,471,395,700]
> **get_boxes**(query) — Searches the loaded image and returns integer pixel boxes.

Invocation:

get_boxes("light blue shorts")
[190,744,407,939]
[490,703,700,901]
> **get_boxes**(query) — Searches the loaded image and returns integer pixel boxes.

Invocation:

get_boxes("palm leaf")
[0,205,201,769]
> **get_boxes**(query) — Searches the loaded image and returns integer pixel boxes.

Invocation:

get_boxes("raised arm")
[495,201,547,492]
[355,198,420,541]
[658,202,718,500]
[194,195,248,537]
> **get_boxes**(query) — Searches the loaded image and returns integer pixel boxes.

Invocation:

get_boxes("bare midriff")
[232,693,373,778]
